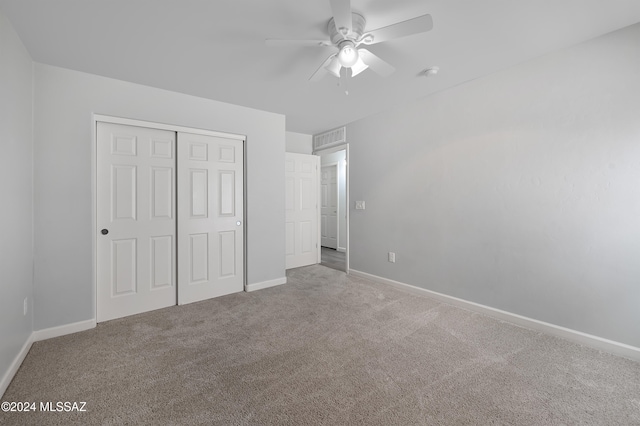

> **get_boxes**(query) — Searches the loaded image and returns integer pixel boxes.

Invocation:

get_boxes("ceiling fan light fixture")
[351,56,368,76]
[325,56,342,77]
[338,44,359,68]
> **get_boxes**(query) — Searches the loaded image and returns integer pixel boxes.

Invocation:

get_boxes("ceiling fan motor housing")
[328,12,366,44]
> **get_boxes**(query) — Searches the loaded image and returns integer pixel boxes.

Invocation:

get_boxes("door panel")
[113,165,137,220]
[321,164,338,249]
[219,231,236,277]
[112,238,136,295]
[151,235,173,288]
[285,153,319,269]
[300,221,312,253]
[285,222,295,256]
[285,176,295,210]
[151,167,173,219]
[190,233,209,283]
[219,171,235,215]
[190,169,208,217]
[97,122,176,322]
[178,132,244,304]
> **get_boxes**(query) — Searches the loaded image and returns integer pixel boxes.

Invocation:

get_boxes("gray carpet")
[1,264,639,425]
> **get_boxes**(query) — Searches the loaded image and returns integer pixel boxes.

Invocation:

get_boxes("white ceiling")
[2,1,640,134]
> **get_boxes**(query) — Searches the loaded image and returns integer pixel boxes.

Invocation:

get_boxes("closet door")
[96,122,176,322]
[177,132,244,304]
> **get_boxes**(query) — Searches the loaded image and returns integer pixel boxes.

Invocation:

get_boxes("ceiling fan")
[266,0,433,85]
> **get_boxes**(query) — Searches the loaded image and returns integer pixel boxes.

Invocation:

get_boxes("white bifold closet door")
[97,123,244,322]
[97,123,177,322]
[177,132,244,305]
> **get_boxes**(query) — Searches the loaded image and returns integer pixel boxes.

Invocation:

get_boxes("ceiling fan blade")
[329,0,352,35]
[365,14,433,45]
[358,49,395,77]
[325,56,341,78]
[266,39,332,47]
[310,54,337,81]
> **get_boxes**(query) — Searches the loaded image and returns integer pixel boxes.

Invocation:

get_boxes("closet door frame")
[92,114,247,321]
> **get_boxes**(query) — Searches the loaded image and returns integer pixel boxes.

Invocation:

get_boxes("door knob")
[101,229,109,235]
[236,221,242,226]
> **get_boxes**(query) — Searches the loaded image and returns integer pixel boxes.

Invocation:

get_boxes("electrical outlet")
[23,297,28,316]
[355,201,365,210]
[388,252,396,263]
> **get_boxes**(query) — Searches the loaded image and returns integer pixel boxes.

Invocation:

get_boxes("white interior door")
[321,164,338,249]
[97,122,177,322]
[177,132,244,304]
[285,153,319,269]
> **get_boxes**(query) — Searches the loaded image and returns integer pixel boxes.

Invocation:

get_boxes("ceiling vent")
[313,127,346,151]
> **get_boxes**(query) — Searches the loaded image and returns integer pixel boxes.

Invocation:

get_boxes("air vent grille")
[313,127,346,151]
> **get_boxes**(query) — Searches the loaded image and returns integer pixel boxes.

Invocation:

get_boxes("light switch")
[355,201,365,210]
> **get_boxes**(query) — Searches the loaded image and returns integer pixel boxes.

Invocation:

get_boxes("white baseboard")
[1,319,97,398]
[349,269,640,362]
[32,318,96,342]
[246,277,287,292]
[0,334,33,398]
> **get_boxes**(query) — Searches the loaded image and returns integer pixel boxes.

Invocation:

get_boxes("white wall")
[33,64,286,330]
[0,9,33,392]
[320,150,347,251]
[285,131,312,154]
[347,23,640,348]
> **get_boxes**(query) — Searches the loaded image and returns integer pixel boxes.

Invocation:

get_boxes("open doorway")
[317,146,348,272]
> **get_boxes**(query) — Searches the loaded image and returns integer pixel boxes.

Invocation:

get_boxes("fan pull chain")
[340,67,350,95]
